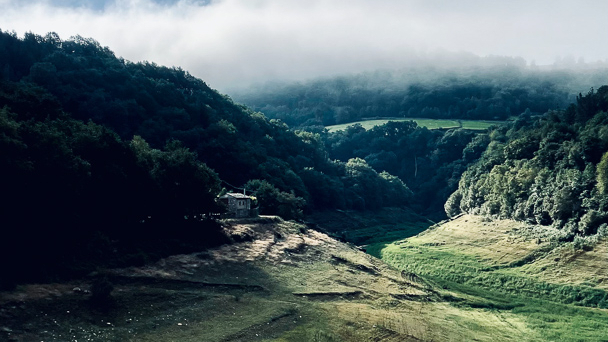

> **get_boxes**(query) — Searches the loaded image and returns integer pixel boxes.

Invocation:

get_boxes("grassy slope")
[369,214,608,342]
[326,118,503,132]
[1,217,539,342]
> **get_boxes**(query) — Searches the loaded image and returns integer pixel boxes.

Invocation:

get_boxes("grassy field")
[368,215,608,342]
[1,216,550,342]
[326,118,503,132]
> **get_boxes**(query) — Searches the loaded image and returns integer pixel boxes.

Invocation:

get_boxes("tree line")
[319,120,488,219]
[446,86,608,246]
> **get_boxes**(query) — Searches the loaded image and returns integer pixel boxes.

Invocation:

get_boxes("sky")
[1,0,608,91]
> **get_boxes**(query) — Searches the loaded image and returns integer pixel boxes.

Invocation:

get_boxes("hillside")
[231,66,608,129]
[306,207,434,245]
[0,29,413,216]
[370,214,608,341]
[446,86,608,242]
[0,218,539,342]
[321,121,489,219]
[0,30,415,288]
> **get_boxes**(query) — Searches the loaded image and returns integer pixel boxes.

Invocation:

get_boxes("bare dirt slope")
[1,216,536,342]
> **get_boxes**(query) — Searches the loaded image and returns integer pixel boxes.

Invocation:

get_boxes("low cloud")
[1,0,608,90]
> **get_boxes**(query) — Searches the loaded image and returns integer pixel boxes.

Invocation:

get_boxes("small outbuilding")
[219,193,253,218]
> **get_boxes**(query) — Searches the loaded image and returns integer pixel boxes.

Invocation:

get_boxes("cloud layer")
[1,0,608,90]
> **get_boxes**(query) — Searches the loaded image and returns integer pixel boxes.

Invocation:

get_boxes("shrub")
[90,276,114,308]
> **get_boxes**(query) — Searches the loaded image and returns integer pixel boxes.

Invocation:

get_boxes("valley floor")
[0,216,550,342]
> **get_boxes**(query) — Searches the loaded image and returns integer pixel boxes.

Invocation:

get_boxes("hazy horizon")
[2,0,608,91]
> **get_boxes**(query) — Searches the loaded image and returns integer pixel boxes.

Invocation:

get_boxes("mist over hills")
[3,0,608,91]
[232,63,608,128]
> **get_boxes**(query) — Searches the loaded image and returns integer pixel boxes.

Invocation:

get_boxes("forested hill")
[1,30,415,214]
[0,30,412,288]
[446,86,608,245]
[232,65,608,129]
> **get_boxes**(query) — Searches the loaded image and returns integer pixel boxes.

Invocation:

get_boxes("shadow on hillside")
[307,208,436,246]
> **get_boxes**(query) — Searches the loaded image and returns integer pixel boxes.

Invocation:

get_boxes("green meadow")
[326,118,503,132]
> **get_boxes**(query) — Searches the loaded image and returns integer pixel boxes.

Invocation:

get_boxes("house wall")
[223,197,251,218]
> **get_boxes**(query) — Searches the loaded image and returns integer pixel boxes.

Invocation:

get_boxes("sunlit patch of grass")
[326,118,503,132]
[460,120,503,130]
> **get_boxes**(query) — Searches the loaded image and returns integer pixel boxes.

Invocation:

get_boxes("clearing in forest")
[326,118,503,132]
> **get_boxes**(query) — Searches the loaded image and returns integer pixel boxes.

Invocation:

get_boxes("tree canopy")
[446,86,608,242]
[0,30,415,287]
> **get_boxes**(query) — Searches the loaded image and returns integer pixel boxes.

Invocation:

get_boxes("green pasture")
[326,118,503,132]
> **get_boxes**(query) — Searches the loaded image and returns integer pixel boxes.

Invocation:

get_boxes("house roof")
[220,193,252,199]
